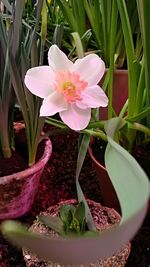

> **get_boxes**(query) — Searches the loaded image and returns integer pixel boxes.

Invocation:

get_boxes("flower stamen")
[55,71,88,103]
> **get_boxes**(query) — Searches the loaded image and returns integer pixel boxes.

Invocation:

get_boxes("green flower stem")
[46,118,67,128]
[81,129,107,142]
[46,117,106,131]
[88,121,105,129]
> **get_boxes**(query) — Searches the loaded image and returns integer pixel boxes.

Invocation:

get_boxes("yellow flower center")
[55,71,88,103]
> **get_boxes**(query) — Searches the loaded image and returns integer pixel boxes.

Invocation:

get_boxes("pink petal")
[48,45,73,71]
[25,66,55,98]
[76,101,88,110]
[40,92,67,116]
[59,104,91,130]
[80,85,108,108]
[73,54,105,86]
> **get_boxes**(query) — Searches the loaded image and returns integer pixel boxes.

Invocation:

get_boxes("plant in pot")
[89,0,150,212]
[0,0,52,219]
[55,0,92,57]
[82,0,142,120]
[1,45,149,266]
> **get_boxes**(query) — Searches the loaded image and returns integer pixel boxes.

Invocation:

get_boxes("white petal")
[48,45,73,71]
[40,91,67,116]
[59,104,91,131]
[73,54,105,86]
[80,85,108,108]
[25,66,55,98]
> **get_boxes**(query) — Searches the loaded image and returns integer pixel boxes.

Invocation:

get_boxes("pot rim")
[88,142,106,171]
[0,137,52,182]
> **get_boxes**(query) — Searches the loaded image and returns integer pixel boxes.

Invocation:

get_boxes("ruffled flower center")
[54,71,88,103]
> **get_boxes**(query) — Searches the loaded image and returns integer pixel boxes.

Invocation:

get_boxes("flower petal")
[48,45,73,71]
[40,91,67,116]
[25,66,55,98]
[80,85,108,108]
[59,104,91,130]
[73,54,105,86]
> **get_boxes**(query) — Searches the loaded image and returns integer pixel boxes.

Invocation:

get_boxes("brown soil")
[90,138,107,166]
[0,129,149,266]
[132,144,150,177]
[0,150,28,177]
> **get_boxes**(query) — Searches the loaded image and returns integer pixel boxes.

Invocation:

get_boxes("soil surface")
[23,199,130,267]
[0,130,150,266]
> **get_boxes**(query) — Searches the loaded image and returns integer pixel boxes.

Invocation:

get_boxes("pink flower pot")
[0,137,52,220]
[100,69,128,119]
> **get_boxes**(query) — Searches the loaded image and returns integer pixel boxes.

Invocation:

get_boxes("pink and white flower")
[25,45,108,130]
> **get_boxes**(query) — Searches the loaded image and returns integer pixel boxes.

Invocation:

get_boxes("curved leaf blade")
[104,117,150,221]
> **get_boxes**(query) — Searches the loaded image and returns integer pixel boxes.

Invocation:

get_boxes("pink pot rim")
[0,138,52,183]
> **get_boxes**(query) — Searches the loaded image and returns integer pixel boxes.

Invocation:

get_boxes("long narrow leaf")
[117,0,137,117]
[0,17,7,55]
[56,0,77,32]
[75,134,96,231]
[8,52,29,124]
[1,0,12,13]
[10,0,25,57]
[136,0,150,126]
[105,117,149,220]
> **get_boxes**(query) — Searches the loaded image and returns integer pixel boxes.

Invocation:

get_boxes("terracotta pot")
[0,128,52,220]
[100,69,128,120]
[23,199,131,267]
[88,142,121,214]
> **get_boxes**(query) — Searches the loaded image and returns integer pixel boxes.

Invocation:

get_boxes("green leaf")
[0,17,7,55]
[104,117,150,220]
[52,24,64,47]
[71,32,84,58]
[75,134,96,231]
[83,231,97,237]
[136,0,150,125]
[126,107,150,122]
[60,204,75,225]
[9,0,25,57]
[74,202,85,222]
[74,202,86,231]
[1,0,12,13]
[56,0,77,32]
[117,0,137,117]
[38,215,64,235]
[8,51,28,123]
